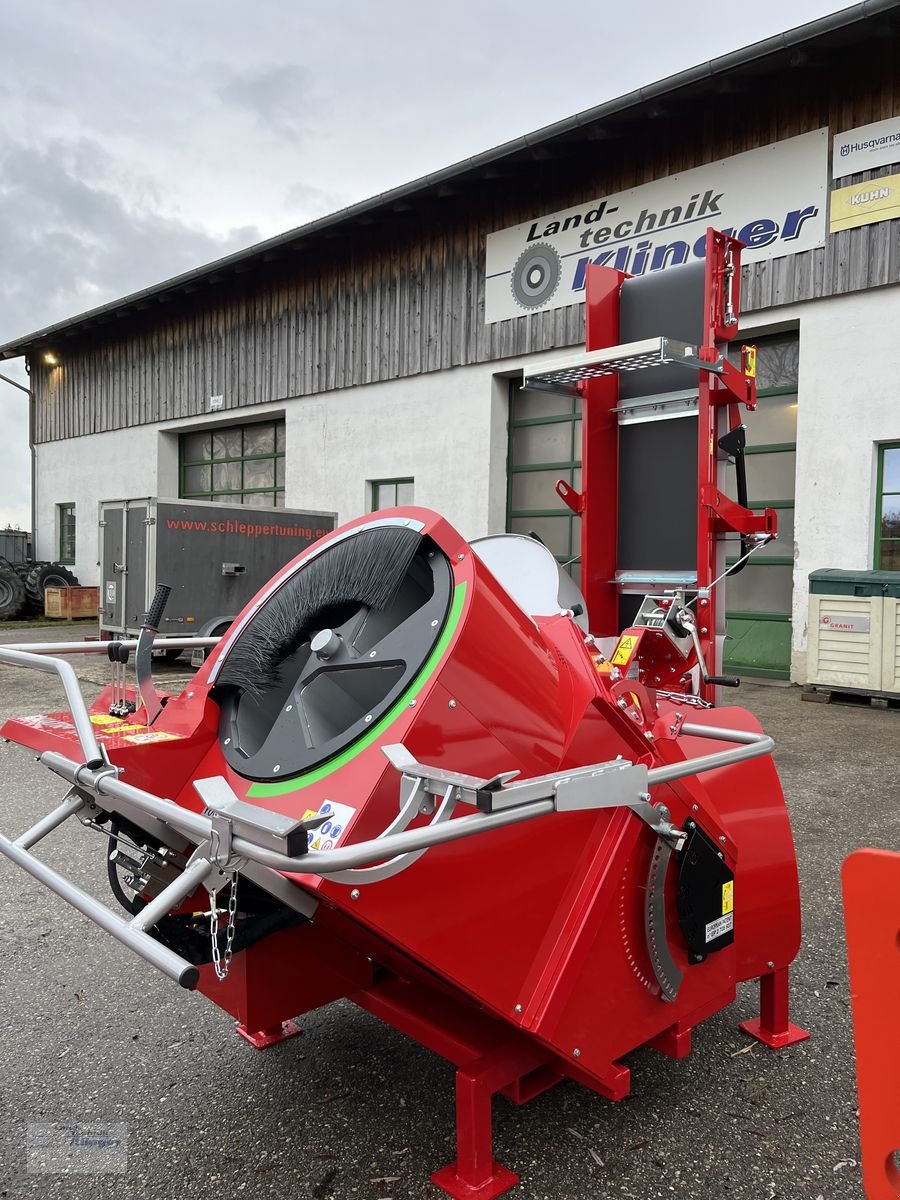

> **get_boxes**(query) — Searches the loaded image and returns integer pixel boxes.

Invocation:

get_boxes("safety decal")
[722,880,734,915]
[123,731,182,744]
[19,715,75,732]
[301,800,357,851]
[611,635,638,667]
[705,913,734,943]
[90,714,121,725]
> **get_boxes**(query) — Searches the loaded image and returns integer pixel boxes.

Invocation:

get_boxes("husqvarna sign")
[484,129,827,324]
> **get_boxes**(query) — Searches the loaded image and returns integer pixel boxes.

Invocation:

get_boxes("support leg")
[431,1043,546,1200]
[235,1019,302,1049]
[649,1022,693,1060]
[739,967,809,1049]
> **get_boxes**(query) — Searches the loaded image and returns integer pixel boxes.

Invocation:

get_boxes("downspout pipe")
[0,367,35,558]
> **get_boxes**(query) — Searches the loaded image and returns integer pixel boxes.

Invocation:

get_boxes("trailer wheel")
[25,562,78,607]
[0,566,27,620]
[163,648,183,662]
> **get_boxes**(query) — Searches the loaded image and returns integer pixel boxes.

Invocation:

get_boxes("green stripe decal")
[247,580,468,798]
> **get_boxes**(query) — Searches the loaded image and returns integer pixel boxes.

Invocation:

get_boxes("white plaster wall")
[32,365,513,588]
[733,282,900,682]
[790,283,900,681]
[282,360,509,541]
[35,425,160,587]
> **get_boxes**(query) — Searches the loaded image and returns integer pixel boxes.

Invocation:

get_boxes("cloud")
[0,136,261,529]
[283,179,346,220]
[218,64,319,143]
[0,137,259,343]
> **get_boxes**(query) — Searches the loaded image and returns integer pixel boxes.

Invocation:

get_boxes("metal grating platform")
[523,337,724,396]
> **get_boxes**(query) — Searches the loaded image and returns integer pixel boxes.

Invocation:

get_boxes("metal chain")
[209,871,239,981]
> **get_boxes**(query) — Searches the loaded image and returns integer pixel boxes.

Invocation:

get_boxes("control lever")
[672,607,740,689]
[135,584,172,725]
[107,641,136,717]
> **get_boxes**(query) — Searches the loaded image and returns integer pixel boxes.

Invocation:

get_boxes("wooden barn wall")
[33,48,900,444]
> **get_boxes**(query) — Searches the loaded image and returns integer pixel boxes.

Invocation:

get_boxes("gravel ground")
[0,622,892,1200]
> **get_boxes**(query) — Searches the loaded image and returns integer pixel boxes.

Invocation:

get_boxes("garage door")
[723,333,799,680]
[506,382,582,584]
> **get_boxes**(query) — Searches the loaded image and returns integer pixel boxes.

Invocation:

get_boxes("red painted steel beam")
[580,265,627,636]
[843,849,900,1200]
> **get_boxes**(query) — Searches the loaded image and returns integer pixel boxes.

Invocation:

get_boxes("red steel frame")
[843,849,900,1200]
[186,230,805,1198]
[575,228,775,700]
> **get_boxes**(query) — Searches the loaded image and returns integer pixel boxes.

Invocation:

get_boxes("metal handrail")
[37,725,772,877]
[0,647,105,765]
[0,637,777,988]
[0,637,221,655]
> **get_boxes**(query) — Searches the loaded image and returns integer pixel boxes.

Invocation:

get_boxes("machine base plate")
[739,1017,810,1049]
[235,1019,303,1049]
[431,1162,519,1199]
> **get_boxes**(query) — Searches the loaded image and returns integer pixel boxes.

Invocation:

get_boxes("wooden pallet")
[802,683,900,710]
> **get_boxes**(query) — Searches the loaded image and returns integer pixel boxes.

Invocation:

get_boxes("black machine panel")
[618,260,706,400]
[617,416,698,572]
[677,821,735,963]
[615,259,707,583]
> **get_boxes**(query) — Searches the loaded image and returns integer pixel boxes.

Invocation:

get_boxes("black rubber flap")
[618,416,698,572]
[618,260,706,400]
[677,821,735,962]
[216,527,453,782]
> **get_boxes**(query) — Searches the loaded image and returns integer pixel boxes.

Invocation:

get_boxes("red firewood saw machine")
[0,229,807,1198]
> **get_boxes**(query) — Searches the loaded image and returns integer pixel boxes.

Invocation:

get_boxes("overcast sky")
[0,0,851,532]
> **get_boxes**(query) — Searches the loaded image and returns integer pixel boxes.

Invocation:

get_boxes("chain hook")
[208,870,239,981]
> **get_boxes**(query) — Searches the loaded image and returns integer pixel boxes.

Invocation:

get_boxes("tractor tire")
[0,566,26,620]
[13,565,41,613]
[25,562,78,608]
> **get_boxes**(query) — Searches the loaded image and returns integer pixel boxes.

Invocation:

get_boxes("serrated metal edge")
[645,837,683,1003]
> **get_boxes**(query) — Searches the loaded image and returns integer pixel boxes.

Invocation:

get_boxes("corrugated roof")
[2,0,897,359]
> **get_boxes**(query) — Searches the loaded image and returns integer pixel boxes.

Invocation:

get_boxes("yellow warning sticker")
[105,723,148,734]
[611,634,638,667]
[722,880,734,915]
[90,714,120,725]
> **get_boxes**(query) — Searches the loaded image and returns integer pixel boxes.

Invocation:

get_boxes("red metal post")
[432,1043,550,1200]
[580,265,627,636]
[843,848,900,1200]
[739,967,809,1049]
[696,231,727,699]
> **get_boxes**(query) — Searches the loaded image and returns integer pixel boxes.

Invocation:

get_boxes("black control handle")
[704,674,741,688]
[144,584,172,632]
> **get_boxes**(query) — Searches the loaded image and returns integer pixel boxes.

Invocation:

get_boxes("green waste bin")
[808,568,900,598]
[807,569,900,693]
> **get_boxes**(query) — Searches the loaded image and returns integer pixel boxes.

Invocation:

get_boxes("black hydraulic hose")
[728,444,753,577]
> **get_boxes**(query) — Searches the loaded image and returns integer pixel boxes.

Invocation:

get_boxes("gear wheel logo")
[510,242,561,310]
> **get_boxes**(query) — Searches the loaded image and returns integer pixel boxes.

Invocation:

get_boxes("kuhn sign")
[484,129,827,324]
